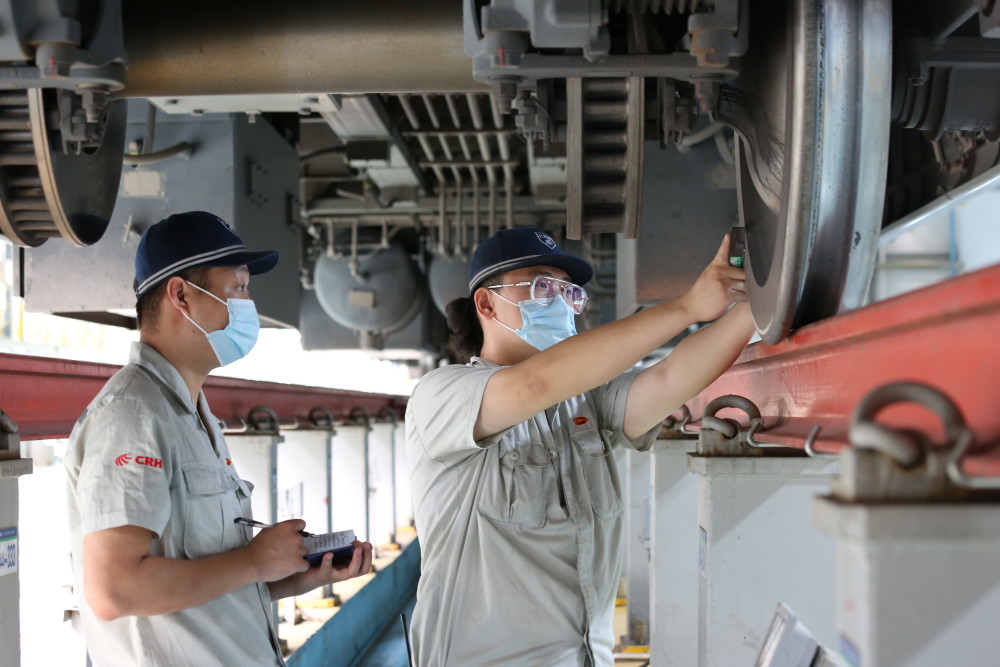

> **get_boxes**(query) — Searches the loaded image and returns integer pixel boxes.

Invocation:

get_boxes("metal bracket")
[695,394,766,456]
[833,381,986,502]
[688,0,748,69]
[659,404,695,440]
[350,406,373,431]
[0,408,20,459]
[0,408,31,478]
[243,405,285,435]
[308,406,337,432]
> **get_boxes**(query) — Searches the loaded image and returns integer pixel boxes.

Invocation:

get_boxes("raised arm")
[475,236,747,440]
[622,302,755,440]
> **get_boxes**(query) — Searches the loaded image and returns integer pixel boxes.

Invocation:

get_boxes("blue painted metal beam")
[289,539,421,667]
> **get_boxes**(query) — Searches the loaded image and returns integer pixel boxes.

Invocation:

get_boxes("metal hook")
[679,415,698,435]
[744,420,835,457]
[803,425,838,458]
[743,418,766,447]
[229,420,253,434]
[662,404,690,430]
[946,427,1000,489]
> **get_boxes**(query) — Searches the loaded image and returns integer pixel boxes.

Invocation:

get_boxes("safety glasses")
[488,275,589,314]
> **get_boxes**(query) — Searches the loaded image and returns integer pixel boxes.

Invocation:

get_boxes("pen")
[234,517,315,537]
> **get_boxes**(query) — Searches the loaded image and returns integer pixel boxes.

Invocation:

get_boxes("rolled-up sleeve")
[74,396,172,538]
[408,363,508,466]
[590,370,660,452]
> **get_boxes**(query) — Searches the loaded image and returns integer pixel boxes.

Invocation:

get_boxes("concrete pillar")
[648,440,699,666]
[623,448,651,645]
[277,430,332,536]
[228,433,283,524]
[331,425,369,543]
[689,455,838,666]
[227,432,283,628]
[369,423,396,548]
[813,498,1000,667]
[393,419,413,531]
[0,423,32,666]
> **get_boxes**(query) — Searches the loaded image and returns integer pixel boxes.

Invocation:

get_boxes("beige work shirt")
[406,357,659,666]
[65,342,283,667]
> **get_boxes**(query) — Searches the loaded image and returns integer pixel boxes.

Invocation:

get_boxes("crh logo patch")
[114,453,163,469]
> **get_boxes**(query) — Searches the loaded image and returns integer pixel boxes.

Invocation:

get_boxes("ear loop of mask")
[488,290,522,334]
[180,281,226,335]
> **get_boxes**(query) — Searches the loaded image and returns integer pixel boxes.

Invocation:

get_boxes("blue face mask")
[182,281,260,366]
[491,292,578,351]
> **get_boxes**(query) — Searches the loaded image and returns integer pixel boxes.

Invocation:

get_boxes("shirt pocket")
[181,463,242,558]
[571,425,624,519]
[476,441,553,529]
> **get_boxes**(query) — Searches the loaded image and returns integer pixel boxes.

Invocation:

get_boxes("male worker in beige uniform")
[407,227,755,665]
[66,211,373,666]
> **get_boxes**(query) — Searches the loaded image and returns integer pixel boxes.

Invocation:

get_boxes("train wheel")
[719,0,891,342]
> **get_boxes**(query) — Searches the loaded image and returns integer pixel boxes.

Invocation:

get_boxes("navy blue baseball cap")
[134,211,279,297]
[468,227,593,293]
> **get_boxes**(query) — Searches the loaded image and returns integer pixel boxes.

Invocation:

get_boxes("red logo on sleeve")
[573,417,588,426]
[113,453,163,469]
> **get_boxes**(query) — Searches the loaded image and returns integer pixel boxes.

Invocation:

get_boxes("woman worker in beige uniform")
[406,226,754,666]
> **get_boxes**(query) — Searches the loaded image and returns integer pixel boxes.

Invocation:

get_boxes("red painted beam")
[685,263,1000,477]
[0,354,408,440]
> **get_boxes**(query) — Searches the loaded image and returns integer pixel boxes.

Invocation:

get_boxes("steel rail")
[683,263,1000,476]
[0,354,407,440]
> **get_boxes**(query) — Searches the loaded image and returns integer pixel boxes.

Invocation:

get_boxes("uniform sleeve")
[72,395,172,538]
[590,369,660,452]
[407,364,507,466]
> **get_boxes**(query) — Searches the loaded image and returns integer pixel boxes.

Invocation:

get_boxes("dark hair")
[135,266,213,330]
[445,272,505,361]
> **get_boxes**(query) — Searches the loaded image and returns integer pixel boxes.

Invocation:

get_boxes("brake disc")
[0,88,125,247]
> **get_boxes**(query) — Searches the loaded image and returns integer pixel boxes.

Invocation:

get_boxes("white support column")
[813,498,1000,667]
[278,430,332,539]
[331,425,369,542]
[227,432,283,628]
[689,455,838,666]
[649,440,699,666]
[228,433,283,524]
[0,455,31,666]
[623,448,651,645]
[394,419,413,532]
[369,423,396,548]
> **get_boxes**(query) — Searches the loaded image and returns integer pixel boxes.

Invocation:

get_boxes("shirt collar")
[129,341,202,414]
[469,356,500,369]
